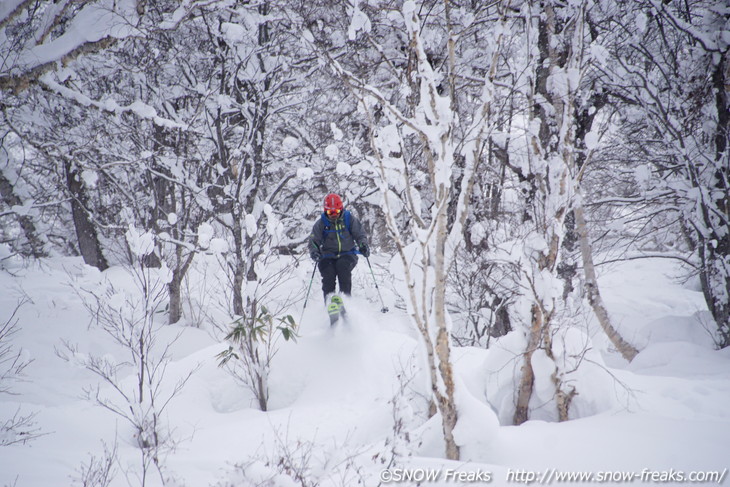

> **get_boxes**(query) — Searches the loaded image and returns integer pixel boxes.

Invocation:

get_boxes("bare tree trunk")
[574,203,639,361]
[435,336,459,460]
[553,372,577,422]
[0,169,48,257]
[168,248,195,324]
[513,303,542,425]
[434,206,459,460]
[168,275,182,324]
[255,371,267,412]
[705,50,730,346]
[64,159,108,270]
[231,218,245,317]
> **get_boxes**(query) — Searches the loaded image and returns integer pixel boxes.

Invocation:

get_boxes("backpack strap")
[320,212,331,236]
[321,210,352,239]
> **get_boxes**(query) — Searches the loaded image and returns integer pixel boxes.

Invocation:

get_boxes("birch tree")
[309,0,507,459]
[0,131,49,258]
[199,0,324,411]
[607,0,729,347]
[511,0,639,425]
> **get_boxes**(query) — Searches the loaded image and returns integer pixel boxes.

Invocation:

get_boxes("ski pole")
[365,256,389,313]
[299,262,318,325]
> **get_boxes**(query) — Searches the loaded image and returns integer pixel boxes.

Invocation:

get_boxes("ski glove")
[310,250,321,262]
[358,243,370,258]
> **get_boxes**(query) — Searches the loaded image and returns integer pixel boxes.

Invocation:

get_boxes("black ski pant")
[318,254,358,300]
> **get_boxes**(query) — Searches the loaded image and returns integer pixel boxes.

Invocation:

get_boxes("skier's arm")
[349,215,367,245]
[309,219,324,258]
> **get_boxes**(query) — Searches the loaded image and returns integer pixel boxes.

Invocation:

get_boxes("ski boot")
[327,295,346,326]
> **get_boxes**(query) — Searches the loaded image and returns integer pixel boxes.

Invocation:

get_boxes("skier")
[308,193,370,323]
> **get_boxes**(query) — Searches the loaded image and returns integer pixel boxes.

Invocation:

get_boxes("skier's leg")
[319,258,337,300]
[335,254,358,296]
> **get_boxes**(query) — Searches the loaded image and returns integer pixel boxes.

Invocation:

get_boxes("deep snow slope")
[0,251,728,487]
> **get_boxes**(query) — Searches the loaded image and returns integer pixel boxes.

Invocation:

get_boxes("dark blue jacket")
[309,210,368,258]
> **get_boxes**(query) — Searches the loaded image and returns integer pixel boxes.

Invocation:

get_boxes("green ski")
[327,295,346,326]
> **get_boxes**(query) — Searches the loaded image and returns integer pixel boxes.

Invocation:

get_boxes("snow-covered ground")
[1,251,728,486]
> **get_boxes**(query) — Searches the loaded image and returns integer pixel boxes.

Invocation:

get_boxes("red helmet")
[323,193,344,217]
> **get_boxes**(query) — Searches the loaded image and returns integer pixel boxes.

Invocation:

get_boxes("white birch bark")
[574,200,639,361]
[513,0,638,425]
[314,0,506,460]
